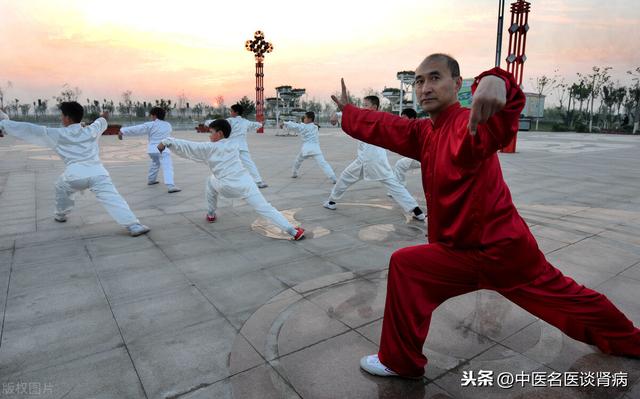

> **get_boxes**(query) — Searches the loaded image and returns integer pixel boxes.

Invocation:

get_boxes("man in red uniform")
[331,54,640,378]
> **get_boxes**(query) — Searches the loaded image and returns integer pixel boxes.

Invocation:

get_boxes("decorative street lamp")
[245,30,273,133]
[502,0,531,153]
[397,71,417,115]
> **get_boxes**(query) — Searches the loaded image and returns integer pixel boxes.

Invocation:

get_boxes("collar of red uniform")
[431,102,462,129]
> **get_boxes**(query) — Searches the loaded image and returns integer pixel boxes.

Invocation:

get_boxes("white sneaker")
[167,185,182,193]
[359,355,399,378]
[54,214,67,223]
[292,172,298,178]
[127,223,150,237]
[412,213,426,221]
[330,177,337,184]
[257,181,268,189]
[323,200,336,210]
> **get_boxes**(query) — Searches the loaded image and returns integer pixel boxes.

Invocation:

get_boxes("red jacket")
[341,68,539,281]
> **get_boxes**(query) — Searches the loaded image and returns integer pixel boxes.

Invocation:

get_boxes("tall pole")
[245,31,273,133]
[495,0,505,68]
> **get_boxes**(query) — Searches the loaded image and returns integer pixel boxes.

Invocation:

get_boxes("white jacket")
[227,116,262,152]
[335,112,394,181]
[0,117,110,179]
[283,121,322,156]
[120,119,172,154]
[162,137,255,197]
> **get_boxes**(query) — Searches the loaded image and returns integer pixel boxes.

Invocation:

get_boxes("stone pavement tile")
[84,234,156,258]
[551,259,617,288]
[4,277,106,329]
[621,262,640,282]
[239,289,304,359]
[128,318,238,399]
[172,249,259,282]
[90,247,169,273]
[595,276,640,322]
[278,330,436,399]
[198,270,287,329]
[0,220,36,237]
[98,263,191,304]
[0,307,121,376]
[292,271,358,295]
[146,222,214,247]
[501,320,606,372]
[325,245,394,274]
[160,236,230,261]
[0,347,145,399]
[228,333,264,374]
[111,285,224,343]
[11,240,87,269]
[437,290,539,344]
[305,277,386,329]
[265,256,348,287]
[0,236,14,251]
[529,224,594,245]
[239,239,313,268]
[275,298,350,357]
[9,257,93,293]
[432,344,554,399]
[535,235,570,254]
[13,228,78,248]
[546,237,639,276]
[297,231,368,257]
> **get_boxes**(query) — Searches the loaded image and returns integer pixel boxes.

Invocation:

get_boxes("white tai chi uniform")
[0,116,140,226]
[393,157,421,187]
[329,113,420,213]
[120,119,175,186]
[227,116,264,183]
[161,137,298,236]
[283,121,336,181]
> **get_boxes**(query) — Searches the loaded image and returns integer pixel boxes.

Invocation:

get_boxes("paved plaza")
[0,127,639,398]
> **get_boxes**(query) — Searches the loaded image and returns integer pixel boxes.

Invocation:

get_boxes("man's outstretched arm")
[331,79,426,161]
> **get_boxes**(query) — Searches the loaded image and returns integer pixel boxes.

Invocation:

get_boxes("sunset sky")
[1,0,639,108]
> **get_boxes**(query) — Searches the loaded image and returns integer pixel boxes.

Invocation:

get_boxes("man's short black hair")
[401,108,418,119]
[231,104,244,116]
[150,107,166,120]
[209,119,231,138]
[363,95,380,110]
[60,101,84,123]
[305,111,315,122]
[425,53,461,78]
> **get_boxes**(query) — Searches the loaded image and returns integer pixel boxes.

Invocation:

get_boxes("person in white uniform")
[118,106,181,193]
[227,104,268,189]
[282,111,337,183]
[158,119,306,241]
[392,108,422,188]
[324,96,425,221]
[0,102,150,236]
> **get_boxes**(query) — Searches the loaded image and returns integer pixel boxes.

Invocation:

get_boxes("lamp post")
[245,31,273,133]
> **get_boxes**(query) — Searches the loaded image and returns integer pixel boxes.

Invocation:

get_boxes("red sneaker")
[293,227,305,241]
[206,213,216,223]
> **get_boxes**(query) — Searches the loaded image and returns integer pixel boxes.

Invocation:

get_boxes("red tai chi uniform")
[340,67,640,377]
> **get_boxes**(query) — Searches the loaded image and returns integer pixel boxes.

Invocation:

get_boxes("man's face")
[303,116,311,123]
[415,58,462,115]
[363,99,377,111]
[230,109,238,117]
[60,114,73,127]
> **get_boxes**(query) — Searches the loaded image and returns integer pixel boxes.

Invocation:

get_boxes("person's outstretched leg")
[205,176,219,218]
[292,152,305,178]
[54,175,88,221]
[394,157,420,188]
[160,151,175,186]
[380,176,425,220]
[328,160,362,201]
[239,150,264,185]
[313,153,337,182]
[501,260,640,357]
[148,153,161,184]
[89,175,140,227]
[377,244,480,377]
[244,186,303,239]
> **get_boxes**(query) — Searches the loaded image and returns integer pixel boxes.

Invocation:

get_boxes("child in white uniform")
[325,97,425,221]
[227,104,268,189]
[282,111,337,183]
[0,102,149,236]
[118,107,181,193]
[158,119,305,240]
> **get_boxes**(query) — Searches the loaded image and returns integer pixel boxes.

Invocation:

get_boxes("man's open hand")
[331,78,351,111]
[157,143,165,153]
[468,76,507,136]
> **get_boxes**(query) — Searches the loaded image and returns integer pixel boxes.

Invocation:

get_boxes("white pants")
[55,175,139,226]
[148,152,175,185]
[205,176,295,235]
[239,150,263,183]
[394,157,421,187]
[329,162,419,213]
[292,152,336,180]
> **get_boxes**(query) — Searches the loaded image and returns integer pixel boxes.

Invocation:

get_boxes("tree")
[19,103,31,117]
[627,67,640,133]
[237,96,256,117]
[583,66,611,132]
[54,84,82,107]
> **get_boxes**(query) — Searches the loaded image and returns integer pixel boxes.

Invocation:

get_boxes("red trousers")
[378,243,640,377]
